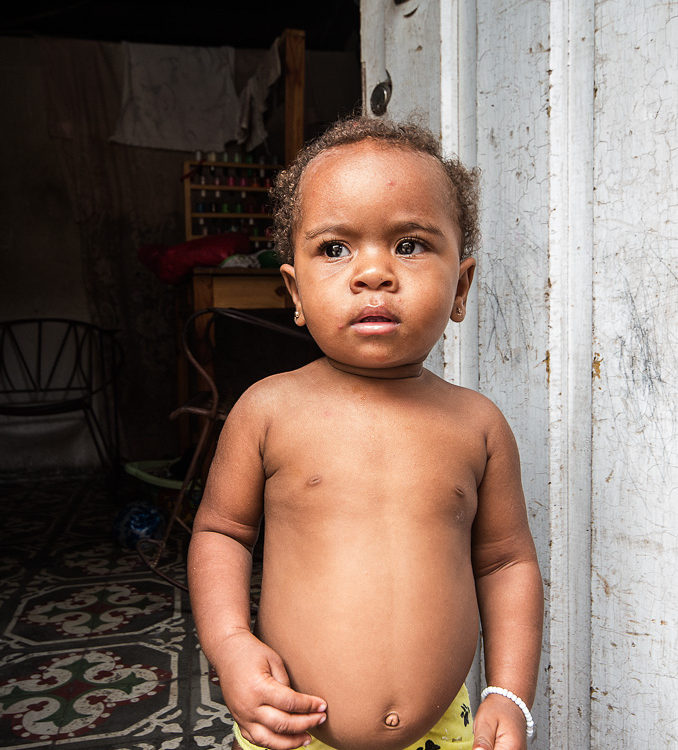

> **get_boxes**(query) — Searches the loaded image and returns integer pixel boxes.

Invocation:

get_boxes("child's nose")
[349,252,399,292]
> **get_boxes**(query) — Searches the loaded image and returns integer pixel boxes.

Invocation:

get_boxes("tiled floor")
[0,472,243,750]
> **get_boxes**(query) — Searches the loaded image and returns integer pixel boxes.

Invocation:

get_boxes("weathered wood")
[439,1,483,705]
[362,2,677,745]
[546,1,594,746]
[591,1,678,745]
[475,2,551,740]
[441,0,479,393]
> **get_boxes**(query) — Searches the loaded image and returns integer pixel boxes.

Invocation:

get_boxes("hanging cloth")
[236,36,282,151]
[111,42,240,151]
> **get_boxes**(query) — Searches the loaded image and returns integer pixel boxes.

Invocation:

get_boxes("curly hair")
[270,116,480,264]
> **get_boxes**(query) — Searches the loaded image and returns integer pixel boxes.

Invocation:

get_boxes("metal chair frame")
[138,307,314,590]
[0,318,121,470]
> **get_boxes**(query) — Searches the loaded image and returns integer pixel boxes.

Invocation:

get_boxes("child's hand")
[217,629,327,750]
[472,694,529,750]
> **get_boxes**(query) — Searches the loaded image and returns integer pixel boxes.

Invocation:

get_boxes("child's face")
[280,141,475,373]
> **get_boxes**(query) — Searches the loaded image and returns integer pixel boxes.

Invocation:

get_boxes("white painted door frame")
[546,2,593,746]
[361,1,595,745]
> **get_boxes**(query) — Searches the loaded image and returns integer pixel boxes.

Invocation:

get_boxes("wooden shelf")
[184,160,277,243]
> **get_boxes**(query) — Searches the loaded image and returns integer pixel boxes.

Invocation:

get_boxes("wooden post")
[283,29,305,164]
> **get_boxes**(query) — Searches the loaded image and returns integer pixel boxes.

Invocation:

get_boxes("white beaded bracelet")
[480,686,535,738]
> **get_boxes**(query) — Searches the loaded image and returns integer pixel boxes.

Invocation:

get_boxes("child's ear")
[279,263,306,326]
[450,257,476,322]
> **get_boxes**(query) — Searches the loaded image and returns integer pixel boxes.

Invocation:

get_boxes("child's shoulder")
[227,359,321,417]
[431,374,515,438]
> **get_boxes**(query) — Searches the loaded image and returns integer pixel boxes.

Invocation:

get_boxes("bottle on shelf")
[184,150,280,243]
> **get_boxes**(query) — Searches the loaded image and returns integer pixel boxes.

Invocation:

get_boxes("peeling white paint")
[361,0,677,744]
[591,3,678,745]
[476,3,551,741]
[545,1,594,747]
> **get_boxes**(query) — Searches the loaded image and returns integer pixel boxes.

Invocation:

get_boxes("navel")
[306,475,322,487]
[384,711,400,728]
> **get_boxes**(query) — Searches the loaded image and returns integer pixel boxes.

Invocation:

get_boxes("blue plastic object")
[113,501,165,549]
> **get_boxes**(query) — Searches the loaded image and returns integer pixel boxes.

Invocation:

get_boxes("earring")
[456,307,463,316]
[294,310,300,320]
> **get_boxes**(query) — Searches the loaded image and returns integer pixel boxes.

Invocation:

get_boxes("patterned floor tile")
[188,646,233,749]
[46,539,151,580]
[0,473,245,750]
[6,578,181,647]
[0,644,177,747]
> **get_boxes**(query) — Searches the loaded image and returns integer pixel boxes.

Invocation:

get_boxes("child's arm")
[188,388,327,750]
[471,407,543,750]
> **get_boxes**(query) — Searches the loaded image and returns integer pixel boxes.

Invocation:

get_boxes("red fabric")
[138,234,251,284]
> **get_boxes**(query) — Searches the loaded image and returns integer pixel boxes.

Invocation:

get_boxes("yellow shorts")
[232,683,473,750]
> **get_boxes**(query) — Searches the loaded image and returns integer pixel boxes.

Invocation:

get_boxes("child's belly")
[255,520,479,750]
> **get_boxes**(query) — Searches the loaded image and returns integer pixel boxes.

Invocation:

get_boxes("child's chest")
[262,398,485,527]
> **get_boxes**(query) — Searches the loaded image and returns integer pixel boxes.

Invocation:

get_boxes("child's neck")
[326,357,424,380]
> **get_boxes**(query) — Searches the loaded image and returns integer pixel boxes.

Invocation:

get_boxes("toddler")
[188,117,543,750]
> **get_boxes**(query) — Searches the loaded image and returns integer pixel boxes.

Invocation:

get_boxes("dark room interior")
[0,4,360,747]
[1,0,361,469]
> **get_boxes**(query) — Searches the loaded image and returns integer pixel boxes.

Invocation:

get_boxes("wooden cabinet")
[189,267,291,311]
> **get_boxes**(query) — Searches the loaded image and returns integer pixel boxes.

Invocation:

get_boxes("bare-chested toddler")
[188,117,543,750]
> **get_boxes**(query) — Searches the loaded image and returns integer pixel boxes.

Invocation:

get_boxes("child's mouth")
[351,307,399,334]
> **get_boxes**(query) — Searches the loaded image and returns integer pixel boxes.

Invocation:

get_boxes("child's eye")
[321,242,350,258]
[395,238,425,255]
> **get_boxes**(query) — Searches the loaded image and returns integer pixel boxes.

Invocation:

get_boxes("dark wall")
[0,32,360,473]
